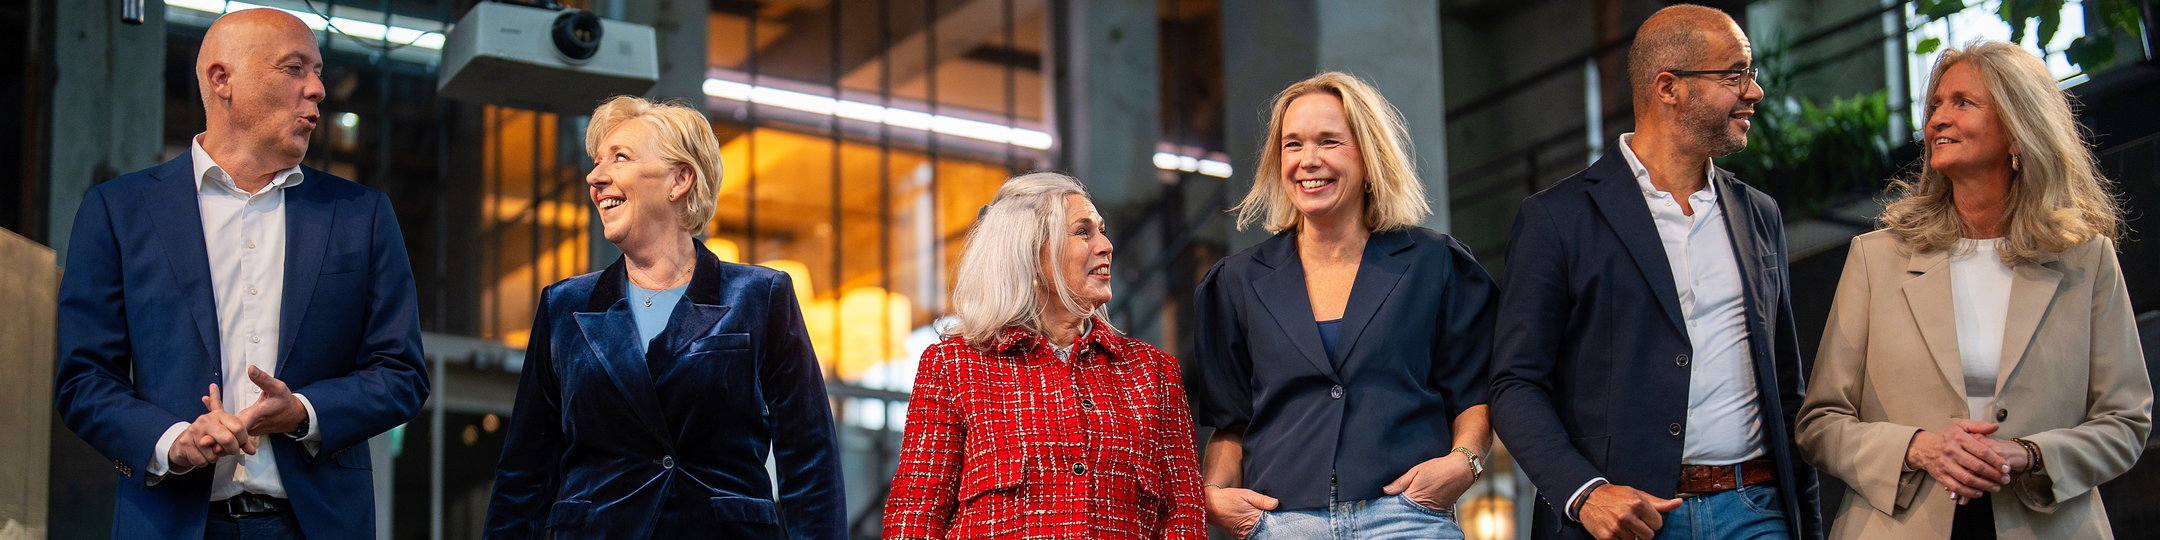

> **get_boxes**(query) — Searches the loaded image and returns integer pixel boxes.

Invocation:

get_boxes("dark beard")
[1684,102,1748,157]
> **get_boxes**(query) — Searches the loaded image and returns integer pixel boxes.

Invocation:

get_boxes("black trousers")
[1948,498,1996,540]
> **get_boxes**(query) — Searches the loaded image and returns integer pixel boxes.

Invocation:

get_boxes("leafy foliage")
[1717,90,1898,217]
[1910,0,2148,74]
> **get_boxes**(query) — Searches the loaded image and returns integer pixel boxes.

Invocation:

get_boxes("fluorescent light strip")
[1152,152,1233,178]
[167,0,446,50]
[703,77,1055,151]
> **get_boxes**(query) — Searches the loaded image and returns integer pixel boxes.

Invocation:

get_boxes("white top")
[1950,238,2015,420]
[1566,135,1768,520]
[1618,133,1767,464]
[146,136,322,501]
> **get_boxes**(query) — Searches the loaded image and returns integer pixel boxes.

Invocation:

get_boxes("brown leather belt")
[1677,458,1776,495]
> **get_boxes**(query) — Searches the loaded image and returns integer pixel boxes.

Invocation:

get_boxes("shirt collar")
[995,316,1119,362]
[190,134,306,195]
[1616,133,1716,201]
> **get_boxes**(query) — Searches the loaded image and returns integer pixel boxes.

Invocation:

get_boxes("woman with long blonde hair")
[1796,42,2150,539]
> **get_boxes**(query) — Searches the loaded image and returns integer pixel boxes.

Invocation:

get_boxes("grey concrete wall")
[0,229,56,539]
[1222,0,1450,252]
[1051,0,1166,343]
[44,0,166,265]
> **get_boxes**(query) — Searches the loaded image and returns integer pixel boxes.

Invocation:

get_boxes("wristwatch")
[285,415,310,439]
[1454,446,1485,481]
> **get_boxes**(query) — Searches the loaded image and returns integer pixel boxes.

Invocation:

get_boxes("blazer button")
[1675,354,1690,367]
[1996,409,2008,422]
[659,456,675,469]
[1669,423,1683,436]
[1079,398,1094,410]
[1330,385,1345,400]
[1072,463,1088,475]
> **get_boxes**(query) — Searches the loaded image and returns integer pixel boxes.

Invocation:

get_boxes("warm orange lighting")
[502,329,532,348]
[1461,494,1515,540]
[703,237,742,263]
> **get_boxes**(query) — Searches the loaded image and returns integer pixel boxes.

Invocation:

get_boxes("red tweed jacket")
[882,319,1205,539]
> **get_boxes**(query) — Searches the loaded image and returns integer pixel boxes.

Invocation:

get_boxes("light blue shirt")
[628,276,688,353]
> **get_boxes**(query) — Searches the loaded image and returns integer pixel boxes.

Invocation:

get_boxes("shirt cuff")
[1566,477,1608,522]
[147,422,193,482]
[292,393,322,455]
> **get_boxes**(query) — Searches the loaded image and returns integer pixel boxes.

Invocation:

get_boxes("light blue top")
[628,276,689,353]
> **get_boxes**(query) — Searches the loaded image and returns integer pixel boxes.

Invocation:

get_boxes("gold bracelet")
[1203,482,1228,490]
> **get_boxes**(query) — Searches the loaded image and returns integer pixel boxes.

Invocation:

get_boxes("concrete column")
[1222,0,1449,250]
[43,3,166,539]
[1050,0,1165,343]
[44,0,166,264]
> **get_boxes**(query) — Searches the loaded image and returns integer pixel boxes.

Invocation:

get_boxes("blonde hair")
[585,95,725,232]
[1234,71,1431,233]
[947,172,1115,348]
[1881,42,2122,263]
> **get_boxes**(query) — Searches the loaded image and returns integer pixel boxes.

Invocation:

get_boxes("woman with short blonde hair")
[885,172,1205,539]
[585,96,726,232]
[1798,42,2150,539]
[487,95,845,539]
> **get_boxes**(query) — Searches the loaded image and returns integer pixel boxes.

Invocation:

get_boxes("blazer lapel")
[1899,249,1965,397]
[1996,252,2063,393]
[143,155,224,365]
[651,247,732,359]
[1584,153,1686,333]
[575,260,668,438]
[1714,173,1774,347]
[277,172,334,373]
[1248,233,1339,382]
[1332,231,1410,368]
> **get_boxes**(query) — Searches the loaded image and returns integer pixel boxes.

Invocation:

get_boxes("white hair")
[947,172,1115,348]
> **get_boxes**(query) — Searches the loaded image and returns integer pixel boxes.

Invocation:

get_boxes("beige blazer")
[1796,230,2152,539]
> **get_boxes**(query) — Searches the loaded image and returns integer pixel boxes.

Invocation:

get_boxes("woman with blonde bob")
[485,96,845,539]
[883,172,1205,538]
[1796,42,2151,539]
[1191,72,1497,538]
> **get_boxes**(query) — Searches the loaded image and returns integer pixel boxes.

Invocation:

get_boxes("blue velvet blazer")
[483,244,845,539]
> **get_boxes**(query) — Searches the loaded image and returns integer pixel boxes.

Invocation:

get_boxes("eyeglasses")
[1666,67,1760,88]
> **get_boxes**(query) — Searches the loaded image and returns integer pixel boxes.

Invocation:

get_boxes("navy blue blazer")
[483,244,845,539]
[1192,227,1497,510]
[53,154,430,540]
[1488,146,1822,539]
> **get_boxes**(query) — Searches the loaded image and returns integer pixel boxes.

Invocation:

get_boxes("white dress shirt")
[1568,134,1767,519]
[1950,238,2013,420]
[146,135,322,501]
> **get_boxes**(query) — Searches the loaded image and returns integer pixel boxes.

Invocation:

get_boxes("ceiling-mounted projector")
[437,2,659,112]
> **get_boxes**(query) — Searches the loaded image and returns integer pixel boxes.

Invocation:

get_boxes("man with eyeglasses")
[1490,4,1821,540]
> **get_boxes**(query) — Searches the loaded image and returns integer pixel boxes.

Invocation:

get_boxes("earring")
[2010,154,2021,172]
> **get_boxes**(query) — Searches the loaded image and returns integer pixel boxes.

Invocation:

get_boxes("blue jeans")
[204,510,306,540]
[1251,493,1465,540]
[1656,483,1788,540]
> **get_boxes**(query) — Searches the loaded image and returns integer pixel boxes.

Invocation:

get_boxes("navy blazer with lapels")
[54,153,430,540]
[483,243,846,539]
[1488,144,1823,539]
[1192,227,1498,510]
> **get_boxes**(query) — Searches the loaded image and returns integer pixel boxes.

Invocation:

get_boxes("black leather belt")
[210,493,290,518]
